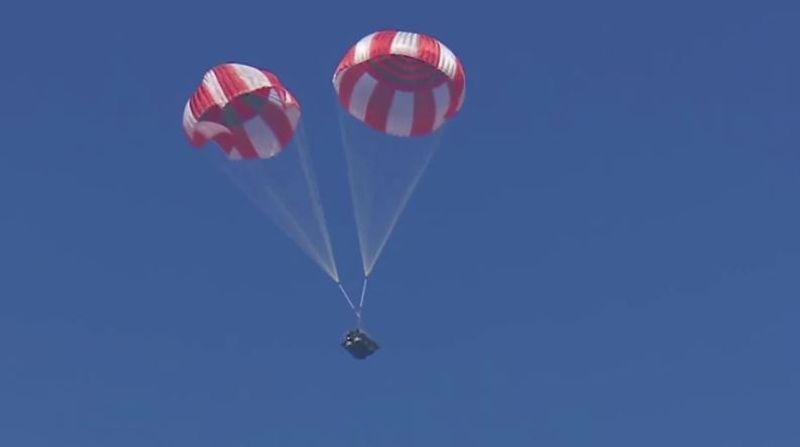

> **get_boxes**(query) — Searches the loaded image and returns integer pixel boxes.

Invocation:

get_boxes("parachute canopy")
[333,30,466,137]
[183,63,301,160]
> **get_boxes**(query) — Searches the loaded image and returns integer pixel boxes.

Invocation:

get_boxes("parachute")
[332,30,466,325]
[184,63,339,282]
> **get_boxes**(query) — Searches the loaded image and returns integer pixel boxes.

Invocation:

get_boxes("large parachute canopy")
[333,30,466,137]
[183,63,301,159]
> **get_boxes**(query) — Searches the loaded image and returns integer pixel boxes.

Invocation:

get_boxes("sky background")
[1,0,799,445]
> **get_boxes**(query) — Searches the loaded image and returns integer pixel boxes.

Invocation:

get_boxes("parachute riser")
[337,277,370,326]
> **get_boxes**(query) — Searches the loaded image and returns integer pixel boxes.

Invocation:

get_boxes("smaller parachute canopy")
[183,63,301,160]
[333,30,466,138]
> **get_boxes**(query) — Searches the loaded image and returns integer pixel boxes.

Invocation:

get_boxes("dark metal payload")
[342,328,379,359]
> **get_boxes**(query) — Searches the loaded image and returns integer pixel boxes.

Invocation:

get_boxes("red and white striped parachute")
[333,30,466,137]
[183,63,300,160]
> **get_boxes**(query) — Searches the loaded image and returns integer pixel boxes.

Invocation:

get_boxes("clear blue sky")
[1,0,799,445]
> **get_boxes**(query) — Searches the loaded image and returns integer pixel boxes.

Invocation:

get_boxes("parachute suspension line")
[294,125,340,282]
[214,129,340,283]
[336,108,371,277]
[337,107,443,277]
[358,277,369,310]
[363,139,439,277]
[336,280,369,326]
[337,283,359,317]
